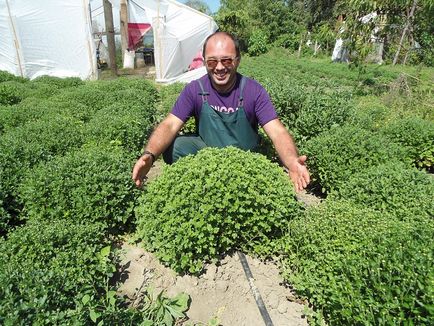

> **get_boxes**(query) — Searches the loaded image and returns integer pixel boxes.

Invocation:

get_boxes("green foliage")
[328,162,434,220]
[0,97,89,134]
[157,83,196,134]
[141,290,190,325]
[280,200,434,325]
[301,125,411,193]
[272,33,301,51]
[215,9,251,51]
[0,81,28,105]
[135,147,302,274]
[248,29,269,56]
[0,114,85,224]
[31,75,83,89]
[19,144,139,231]
[379,115,434,171]
[0,218,111,324]
[157,82,185,122]
[0,70,27,83]
[347,95,394,131]
[0,186,10,235]
[84,102,155,153]
[291,90,354,144]
[184,0,211,14]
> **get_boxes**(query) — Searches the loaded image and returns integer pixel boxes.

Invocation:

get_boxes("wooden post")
[393,0,418,65]
[120,0,128,62]
[297,33,304,58]
[103,0,117,74]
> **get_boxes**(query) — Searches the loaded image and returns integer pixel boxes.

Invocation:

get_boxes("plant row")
[0,72,190,325]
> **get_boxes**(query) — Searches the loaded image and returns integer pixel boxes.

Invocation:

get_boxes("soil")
[117,159,322,325]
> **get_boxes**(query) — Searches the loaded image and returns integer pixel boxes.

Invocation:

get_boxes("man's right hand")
[132,154,154,187]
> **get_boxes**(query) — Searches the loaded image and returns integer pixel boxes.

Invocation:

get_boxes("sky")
[180,0,221,14]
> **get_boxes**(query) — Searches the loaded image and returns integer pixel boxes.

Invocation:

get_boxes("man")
[132,32,310,192]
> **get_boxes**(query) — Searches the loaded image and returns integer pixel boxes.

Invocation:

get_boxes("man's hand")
[287,155,310,192]
[132,154,154,187]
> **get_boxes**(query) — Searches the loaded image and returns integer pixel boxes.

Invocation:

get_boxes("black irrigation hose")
[237,251,274,326]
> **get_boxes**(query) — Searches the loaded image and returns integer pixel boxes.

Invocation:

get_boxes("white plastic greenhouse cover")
[0,0,97,80]
[91,0,217,83]
[128,0,217,83]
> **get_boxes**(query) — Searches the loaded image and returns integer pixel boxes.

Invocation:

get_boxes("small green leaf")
[89,309,100,323]
[82,294,90,305]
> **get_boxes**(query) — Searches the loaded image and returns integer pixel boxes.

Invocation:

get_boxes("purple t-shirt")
[171,73,278,130]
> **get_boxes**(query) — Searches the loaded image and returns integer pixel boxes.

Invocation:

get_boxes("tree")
[184,0,211,15]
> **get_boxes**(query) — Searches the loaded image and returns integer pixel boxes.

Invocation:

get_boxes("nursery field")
[0,49,433,325]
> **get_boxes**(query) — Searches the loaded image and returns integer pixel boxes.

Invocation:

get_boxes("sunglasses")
[205,56,237,69]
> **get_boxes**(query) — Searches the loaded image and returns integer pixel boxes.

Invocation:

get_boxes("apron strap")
[197,79,209,103]
[238,76,247,107]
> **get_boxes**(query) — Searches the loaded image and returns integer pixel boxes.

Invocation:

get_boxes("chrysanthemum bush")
[135,147,303,274]
[301,124,411,193]
[328,161,434,220]
[18,143,139,231]
[279,200,434,325]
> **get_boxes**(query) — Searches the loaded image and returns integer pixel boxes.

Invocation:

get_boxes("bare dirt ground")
[117,243,309,326]
[118,160,321,325]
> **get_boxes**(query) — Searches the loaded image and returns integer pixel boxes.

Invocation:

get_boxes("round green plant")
[328,161,434,220]
[280,200,434,325]
[135,147,302,274]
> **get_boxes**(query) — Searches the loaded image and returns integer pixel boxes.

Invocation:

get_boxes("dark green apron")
[197,76,259,151]
[163,76,259,164]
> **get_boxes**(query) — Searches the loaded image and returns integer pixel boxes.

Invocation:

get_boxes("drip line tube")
[237,251,274,326]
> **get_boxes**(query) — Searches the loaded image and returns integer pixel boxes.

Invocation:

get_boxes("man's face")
[204,35,239,92]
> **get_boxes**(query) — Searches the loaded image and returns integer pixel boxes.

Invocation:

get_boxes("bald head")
[202,32,241,59]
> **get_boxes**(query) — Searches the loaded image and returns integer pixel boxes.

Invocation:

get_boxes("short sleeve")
[170,82,197,123]
[254,82,278,127]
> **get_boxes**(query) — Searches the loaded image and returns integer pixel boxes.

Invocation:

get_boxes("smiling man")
[132,31,310,192]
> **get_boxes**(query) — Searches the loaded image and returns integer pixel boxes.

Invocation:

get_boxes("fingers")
[289,166,310,193]
[295,175,309,192]
[132,156,151,188]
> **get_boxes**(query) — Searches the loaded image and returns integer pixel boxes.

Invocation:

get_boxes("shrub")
[301,125,411,193]
[0,115,85,223]
[328,162,434,220]
[280,200,434,325]
[379,116,434,172]
[135,147,302,274]
[158,82,196,134]
[53,79,159,121]
[19,144,139,230]
[0,70,27,83]
[248,29,269,56]
[84,102,155,153]
[0,218,111,324]
[347,96,393,131]
[0,186,10,236]
[0,218,190,324]
[157,82,184,120]
[31,75,83,89]
[54,85,117,113]
[292,90,354,143]
[0,81,28,105]
[0,97,90,133]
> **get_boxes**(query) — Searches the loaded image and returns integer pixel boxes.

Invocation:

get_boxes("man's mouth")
[214,71,227,80]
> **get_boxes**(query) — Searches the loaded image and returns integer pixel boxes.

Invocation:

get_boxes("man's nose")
[215,60,225,70]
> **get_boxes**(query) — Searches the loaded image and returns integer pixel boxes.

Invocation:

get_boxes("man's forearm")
[144,114,183,157]
[263,119,299,167]
[273,131,299,169]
